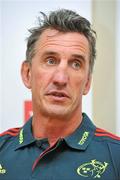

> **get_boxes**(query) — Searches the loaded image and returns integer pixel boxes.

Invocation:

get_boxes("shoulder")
[94,127,120,160]
[0,127,20,149]
[94,128,120,178]
[0,127,20,137]
[94,127,120,144]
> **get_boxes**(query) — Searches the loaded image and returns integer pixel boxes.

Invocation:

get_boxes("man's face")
[22,29,92,119]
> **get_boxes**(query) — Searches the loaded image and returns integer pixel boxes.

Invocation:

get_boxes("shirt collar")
[64,113,96,150]
[14,117,35,150]
[14,113,96,151]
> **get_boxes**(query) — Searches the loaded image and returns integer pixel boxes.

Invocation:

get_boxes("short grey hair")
[26,9,96,73]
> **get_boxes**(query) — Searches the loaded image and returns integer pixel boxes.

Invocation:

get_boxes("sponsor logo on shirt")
[19,129,24,144]
[77,159,108,178]
[78,131,89,145]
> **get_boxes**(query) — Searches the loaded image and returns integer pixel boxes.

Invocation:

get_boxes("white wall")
[116,0,120,136]
[0,0,92,132]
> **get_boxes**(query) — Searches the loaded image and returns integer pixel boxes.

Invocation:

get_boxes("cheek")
[31,69,52,91]
[30,68,42,91]
[72,75,88,95]
[70,80,82,99]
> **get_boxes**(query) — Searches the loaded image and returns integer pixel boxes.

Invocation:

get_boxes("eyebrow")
[71,54,86,61]
[42,51,58,56]
[41,51,86,61]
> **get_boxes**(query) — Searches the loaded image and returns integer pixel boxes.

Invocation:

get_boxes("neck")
[32,111,82,146]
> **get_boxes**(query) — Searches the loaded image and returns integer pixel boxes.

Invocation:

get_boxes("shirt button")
[35,140,42,147]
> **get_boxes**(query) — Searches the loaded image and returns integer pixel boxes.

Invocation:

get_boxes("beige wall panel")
[92,0,116,133]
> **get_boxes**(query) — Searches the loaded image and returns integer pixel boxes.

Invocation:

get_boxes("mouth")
[46,91,70,99]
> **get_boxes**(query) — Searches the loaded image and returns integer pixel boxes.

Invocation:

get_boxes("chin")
[42,105,72,119]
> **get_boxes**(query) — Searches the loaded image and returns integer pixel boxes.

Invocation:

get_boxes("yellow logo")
[19,129,24,144]
[78,131,89,145]
[0,164,6,174]
[77,159,108,178]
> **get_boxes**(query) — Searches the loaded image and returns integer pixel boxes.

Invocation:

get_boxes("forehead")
[35,29,90,55]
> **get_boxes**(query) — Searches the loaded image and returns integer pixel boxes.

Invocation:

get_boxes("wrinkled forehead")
[35,28,90,52]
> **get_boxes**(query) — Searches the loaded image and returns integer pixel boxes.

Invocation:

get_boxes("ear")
[83,75,92,95]
[21,61,32,89]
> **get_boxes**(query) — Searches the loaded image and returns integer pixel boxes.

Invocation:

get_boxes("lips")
[45,91,70,98]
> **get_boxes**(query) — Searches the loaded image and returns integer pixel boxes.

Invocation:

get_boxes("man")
[0,9,120,180]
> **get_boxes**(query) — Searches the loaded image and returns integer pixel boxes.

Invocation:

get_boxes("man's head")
[21,9,96,119]
[26,9,96,74]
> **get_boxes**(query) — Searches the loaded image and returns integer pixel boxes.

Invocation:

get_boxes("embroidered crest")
[77,159,108,178]
[0,164,6,174]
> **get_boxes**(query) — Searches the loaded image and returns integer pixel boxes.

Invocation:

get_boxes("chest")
[0,143,118,180]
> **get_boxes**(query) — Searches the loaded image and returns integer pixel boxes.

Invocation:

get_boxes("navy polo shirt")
[0,113,120,180]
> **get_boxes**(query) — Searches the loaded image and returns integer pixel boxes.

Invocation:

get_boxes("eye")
[72,60,81,70]
[46,58,56,65]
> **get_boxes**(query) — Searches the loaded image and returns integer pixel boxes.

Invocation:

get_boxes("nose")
[52,66,69,88]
